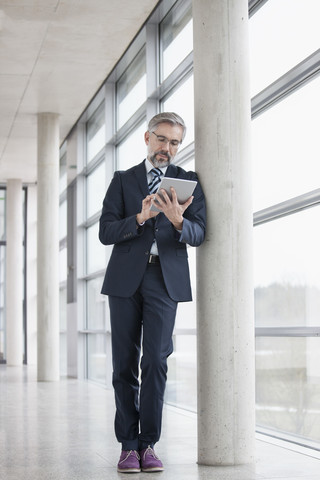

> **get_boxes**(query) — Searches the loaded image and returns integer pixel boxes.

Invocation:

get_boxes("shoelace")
[142,445,159,460]
[119,450,140,464]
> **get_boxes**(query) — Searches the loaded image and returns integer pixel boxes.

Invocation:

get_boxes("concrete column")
[6,179,23,365]
[193,0,255,465]
[37,113,60,381]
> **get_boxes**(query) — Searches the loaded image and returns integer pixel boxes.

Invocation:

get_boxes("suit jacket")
[99,160,206,301]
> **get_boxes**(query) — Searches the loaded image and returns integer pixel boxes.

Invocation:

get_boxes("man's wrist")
[172,218,183,230]
[136,214,145,226]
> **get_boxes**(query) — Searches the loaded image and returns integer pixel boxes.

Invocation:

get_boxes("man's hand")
[136,194,160,225]
[152,187,193,230]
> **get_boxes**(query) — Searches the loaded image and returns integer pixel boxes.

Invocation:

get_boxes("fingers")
[155,187,174,206]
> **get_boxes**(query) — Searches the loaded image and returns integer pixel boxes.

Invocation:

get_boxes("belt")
[148,254,160,264]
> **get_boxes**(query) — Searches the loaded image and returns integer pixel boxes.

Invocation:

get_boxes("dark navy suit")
[99,160,206,450]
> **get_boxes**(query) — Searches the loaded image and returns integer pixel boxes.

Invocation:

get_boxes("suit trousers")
[108,262,177,451]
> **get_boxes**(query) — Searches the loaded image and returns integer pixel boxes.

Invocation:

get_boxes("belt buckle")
[148,254,158,264]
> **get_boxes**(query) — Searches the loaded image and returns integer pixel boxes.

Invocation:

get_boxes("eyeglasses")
[151,131,182,149]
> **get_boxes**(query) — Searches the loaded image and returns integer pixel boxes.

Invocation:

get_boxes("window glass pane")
[59,200,67,240]
[175,247,196,330]
[59,287,67,376]
[250,0,320,96]
[0,191,5,241]
[117,122,147,170]
[0,245,5,362]
[60,332,67,376]
[87,333,107,384]
[87,276,108,330]
[180,158,195,171]
[59,247,67,283]
[254,207,320,328]
[117,48,146,129]
[160,3,193,80]
[256,336,320,444]
[252,76,320,212]
[59,153,67,195]
[60,287,67,331]
[87,222,112,275]
[166,334,196,412]
[87,102,106,163]
[87,162,106,219]
[162,75,194,148]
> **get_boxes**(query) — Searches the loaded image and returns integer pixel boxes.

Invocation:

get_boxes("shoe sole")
[117,467,141,473]
[141,467,164,472]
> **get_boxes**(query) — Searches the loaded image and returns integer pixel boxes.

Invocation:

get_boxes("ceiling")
[0,0,159,183]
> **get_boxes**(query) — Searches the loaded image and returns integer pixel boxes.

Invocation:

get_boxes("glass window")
[59,287,67,375]
[0,191,5,241]
[160,2,193,81]
[59,200,67,240]
[252,76,320,212]
[256,336,320,443]
[87,276,108,330]
[87,102,106,163]
[59,247,67,283]
[180,157,195,171]
[254,206,320,328]
[59,154,67,195]
[87,333,107,384]
[117,48,146,129]
[250,0,320,96]
[117,122,147,170]
[0,245,5,362]
[166,334,197,412]
[162,75,194,148]
[86,162,106,219]
[86,222,112,275]
[60,287,67,331]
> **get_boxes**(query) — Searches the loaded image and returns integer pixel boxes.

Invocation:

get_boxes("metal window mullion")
[159,51,193,103]
[248,0,269,17]
[251,49,320,119]
[253,188,320,226]
[256,327,320,337]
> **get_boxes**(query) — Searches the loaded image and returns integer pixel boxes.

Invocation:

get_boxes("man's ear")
[144,131,150,145]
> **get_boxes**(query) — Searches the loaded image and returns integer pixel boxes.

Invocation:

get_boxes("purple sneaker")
[140,446,164,472]
[117,450,141,473]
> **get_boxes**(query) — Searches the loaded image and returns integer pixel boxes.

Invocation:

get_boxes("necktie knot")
[148,168,163,194]
[150,168,162,178]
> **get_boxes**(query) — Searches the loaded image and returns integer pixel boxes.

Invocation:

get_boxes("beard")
[149,151,172,168]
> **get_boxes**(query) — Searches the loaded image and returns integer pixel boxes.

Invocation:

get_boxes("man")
[99,112,206,473]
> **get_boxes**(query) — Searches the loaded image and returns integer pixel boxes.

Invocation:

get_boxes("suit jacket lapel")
[133,160,149,197]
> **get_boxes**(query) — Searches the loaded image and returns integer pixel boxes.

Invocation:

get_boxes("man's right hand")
[136,194,159,224]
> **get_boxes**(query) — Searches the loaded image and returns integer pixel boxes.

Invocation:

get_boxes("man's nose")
[161,140,170,151]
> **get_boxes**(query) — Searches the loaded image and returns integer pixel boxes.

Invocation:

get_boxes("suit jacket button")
[145,251,149,255]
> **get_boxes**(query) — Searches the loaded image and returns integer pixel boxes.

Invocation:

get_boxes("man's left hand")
[152,187,193,230]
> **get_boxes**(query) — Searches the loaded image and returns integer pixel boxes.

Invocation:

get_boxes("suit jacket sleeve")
[177,174,206,247]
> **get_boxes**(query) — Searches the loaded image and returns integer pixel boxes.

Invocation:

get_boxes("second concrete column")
[37,113,60,382]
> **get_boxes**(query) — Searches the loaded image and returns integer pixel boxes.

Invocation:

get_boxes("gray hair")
[148,112,186,141]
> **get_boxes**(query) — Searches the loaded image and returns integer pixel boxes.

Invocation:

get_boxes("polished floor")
[0,366,320,480]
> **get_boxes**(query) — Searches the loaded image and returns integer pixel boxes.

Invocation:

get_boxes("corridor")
[0,366,319,479]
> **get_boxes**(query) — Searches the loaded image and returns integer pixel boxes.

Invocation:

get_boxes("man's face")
[144,122,183,168]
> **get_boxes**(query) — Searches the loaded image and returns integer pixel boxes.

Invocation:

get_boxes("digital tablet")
[150,177,197,212]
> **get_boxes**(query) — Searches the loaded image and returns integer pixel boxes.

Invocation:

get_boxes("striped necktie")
[148,168,163,194]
